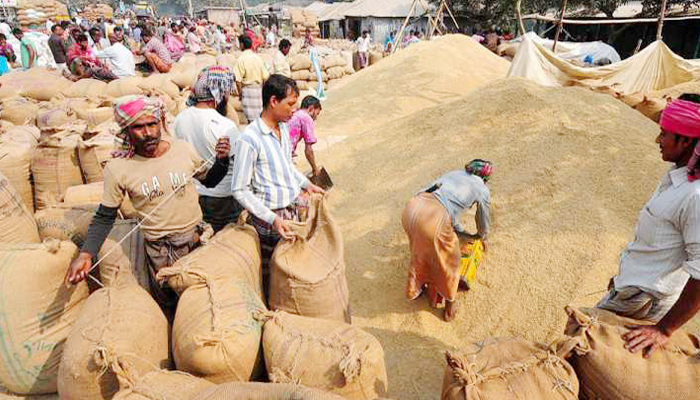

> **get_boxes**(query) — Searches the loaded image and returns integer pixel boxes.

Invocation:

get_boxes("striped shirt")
[231,117,310,224]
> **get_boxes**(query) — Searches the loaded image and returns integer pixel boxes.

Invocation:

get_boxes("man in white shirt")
[265,28,276,48]
[89,27,110,52]
[355,30,371,69]
[597,95,700,358]
[174,65,241,232]
[271,38,291,78]
[94,33,135,77]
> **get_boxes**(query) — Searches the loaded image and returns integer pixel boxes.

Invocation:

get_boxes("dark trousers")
[198,195,243,232]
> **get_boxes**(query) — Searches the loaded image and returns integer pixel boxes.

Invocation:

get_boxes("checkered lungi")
[249,197,308,301]
[596,283,676,323]
[241,84,263,123]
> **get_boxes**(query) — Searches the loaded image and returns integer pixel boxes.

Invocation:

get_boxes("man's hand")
[312,167,321,177]
[215,137,230,159]
[623,325,671,358]
[66,252,93,284]
[304,183,325,195]
[273,216,294,240]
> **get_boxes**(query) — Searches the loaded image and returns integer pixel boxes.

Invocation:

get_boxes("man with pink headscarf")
[597,94,700,357]
[66,95,231,319]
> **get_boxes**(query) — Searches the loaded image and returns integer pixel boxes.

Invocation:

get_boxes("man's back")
[174,107,239,197]
[234,49,269,85]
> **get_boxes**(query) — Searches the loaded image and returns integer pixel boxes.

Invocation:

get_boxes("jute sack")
[443,337,578,400]
[157,224,266,383]
[554,307,700,400]
[138,74,180,99]
[61,181,139,219]
[74,107,114,127]
[0,97,39,125]
[112,368,215,400]
[291,69,311,81]
[106,77,144,98]
[31,130,84,210]
[290,54,312,71]
[0,390,59,399]
[261,311,388,400]
[270,194,351,323]
[57,258,169,400]
[21,77,73,102]
[0,240,89,394]
[171,70,199,90]
[78,131,115,183]
[63,79,108,99]
[34,205,97,245]
[0,121,40,146]
[0,138,35,212]
[296,80,310,91]
[0,171,40,243]
[191,382,347,400]
[35,104,77,130]
[369,51,383,66]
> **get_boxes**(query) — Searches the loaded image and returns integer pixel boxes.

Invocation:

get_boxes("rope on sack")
[85,154,217,289]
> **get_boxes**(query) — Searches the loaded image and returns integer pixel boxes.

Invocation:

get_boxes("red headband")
[660,99,700,138]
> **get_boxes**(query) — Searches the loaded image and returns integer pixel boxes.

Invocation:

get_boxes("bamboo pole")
[515,0,525,36]
[657,0,668,40]
[392,0,418,54]
[444,0,460,31]
[552,0,568,51]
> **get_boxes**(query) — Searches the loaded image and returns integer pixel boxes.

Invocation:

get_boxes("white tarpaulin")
[506,32,621,64]
[507,34,700,94]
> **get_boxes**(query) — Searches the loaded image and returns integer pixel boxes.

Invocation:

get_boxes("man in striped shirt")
[232,74,325,298]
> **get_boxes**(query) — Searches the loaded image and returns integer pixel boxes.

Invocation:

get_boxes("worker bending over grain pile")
[231,74,325,300]
[66,95,230,319]
[598,95,700,357]
[402,160,492,321]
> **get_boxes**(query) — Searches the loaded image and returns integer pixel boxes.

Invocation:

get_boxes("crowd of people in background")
[0,16,287,80]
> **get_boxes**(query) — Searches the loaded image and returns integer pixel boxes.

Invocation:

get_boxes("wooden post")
[392,0,418,54]
[552,0,568,51]
[657,0,668,40]
[515,0,525,36]
[430,1,445,37]
[239,0,248,29]
[444,0,460,31]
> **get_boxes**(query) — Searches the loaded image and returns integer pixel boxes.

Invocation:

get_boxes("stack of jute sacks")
[0,177,390,398]
[289,8,320,39]
[79,3,114,22]
[289,51,355,91]
[16,0,69,28]
[440,306,700,399]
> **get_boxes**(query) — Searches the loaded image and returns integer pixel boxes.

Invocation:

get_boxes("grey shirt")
[422,170,491,238]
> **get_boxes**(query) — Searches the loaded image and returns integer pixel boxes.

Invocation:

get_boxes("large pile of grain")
[315,34,511,139]
[318,77,700,399]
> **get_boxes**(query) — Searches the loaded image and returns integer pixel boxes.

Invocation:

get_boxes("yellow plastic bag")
[459,239,483,288]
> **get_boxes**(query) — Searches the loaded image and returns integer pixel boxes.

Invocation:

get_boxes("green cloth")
[20,37,35,68]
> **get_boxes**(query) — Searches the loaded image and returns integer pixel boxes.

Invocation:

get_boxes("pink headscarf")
[660,99,700,182]
[112,95,165,158]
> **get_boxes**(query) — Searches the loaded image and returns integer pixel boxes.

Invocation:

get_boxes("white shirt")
[174,107,239,197]
[94,42,135,77]
[91,37,110,52]
[356,36,371,52]
[266,31,275,46]
[615,166,700,298]
[272,49,291,77]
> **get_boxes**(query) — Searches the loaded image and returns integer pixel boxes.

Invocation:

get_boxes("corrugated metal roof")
[342,0,433,19]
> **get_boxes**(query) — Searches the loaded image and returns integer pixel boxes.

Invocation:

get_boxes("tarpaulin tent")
[508,34,700,94]
[501,32,621,64]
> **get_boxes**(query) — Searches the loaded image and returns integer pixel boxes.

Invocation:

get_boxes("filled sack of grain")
[171,69,199,90]
[369,51,383,65]
[61,181,139,219]
[21,76,73,102]
[634,96,668,122]
[0,240,89,395]
[74,106,114,127]
[78,130,115,183]
[554,307,700,400]
[443,337,578,400]
[0,97,39,125]
[261,311,388,400]
[190,382,347,400]
[63,79,108,99]
[31,129,84,209]
[112,367,215,400]
[34,205,96,245]
[0,121,40,146]
[138,74,180,99]
[36,103,77,130]
[57,261,169,400]
[292,69,311,81]
[106,77,144,98]
[290,54,312,71]
[270,194,351,322]
[0,171,40,243]
[157,224,265,383]
[0,136,35,211]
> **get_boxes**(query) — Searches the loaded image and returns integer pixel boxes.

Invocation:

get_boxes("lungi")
[402,192,460,308]
[596,283,677,323]
[241,84,263,123]
[198,195,243,232]
[144,227,200,319]
[358,51,369,69]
